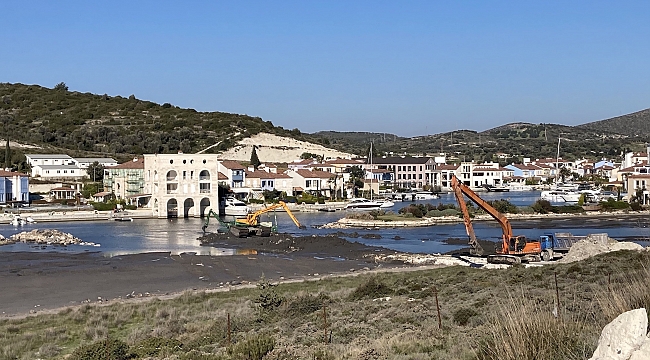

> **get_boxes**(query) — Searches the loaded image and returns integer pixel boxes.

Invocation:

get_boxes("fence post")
[433,286,442,330]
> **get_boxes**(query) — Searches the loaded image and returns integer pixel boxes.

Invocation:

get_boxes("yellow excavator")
[202,201,305,237]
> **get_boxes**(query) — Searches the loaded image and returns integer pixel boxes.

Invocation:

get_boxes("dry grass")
[1,250,650,359]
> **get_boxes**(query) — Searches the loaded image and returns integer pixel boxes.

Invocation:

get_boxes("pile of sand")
[559,235,644,263]
[219,133,357,163]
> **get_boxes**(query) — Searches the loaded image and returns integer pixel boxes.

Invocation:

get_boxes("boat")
[540,190,581,204]
[114,217,133,222]
[413,191,439,200]
[482,184,510,192]
[10,215,26,226]
[344,198,384,210]
[223,197,251,216]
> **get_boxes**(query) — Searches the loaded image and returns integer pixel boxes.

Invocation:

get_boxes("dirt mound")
[559,236,644,263]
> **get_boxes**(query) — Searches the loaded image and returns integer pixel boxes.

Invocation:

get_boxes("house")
[286,169,333,197]
[626,174,650,204]
[91,191,114,202]
[432,164,460,189]
[73,157,118,169]
[25,154,75,167]
[245,170,294,197]
[504,163,546,182]
[218,160,247,189]
[50,186,78,200]
[31,165,86,180]
[287,158,318,171]
[0,170,29,206]
[371,156,436,189]
[103,157,147,205]
[143,154,220,218]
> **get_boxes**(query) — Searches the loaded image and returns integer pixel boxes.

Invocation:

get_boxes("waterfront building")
[144,154,220,218]
[0,170,29,206]
[371,156,436,189]
[625,174,650,205]
[103,157,147,206]
[245,170,294,198]
[286,169,333,197]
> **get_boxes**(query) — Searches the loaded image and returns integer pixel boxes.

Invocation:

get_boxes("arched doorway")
[183,198,195,218]
[167,199,178,218]
[200,198,210,217]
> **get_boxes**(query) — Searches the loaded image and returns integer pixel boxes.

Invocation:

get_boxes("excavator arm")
[235,201,306,229]
[450,175,540,261]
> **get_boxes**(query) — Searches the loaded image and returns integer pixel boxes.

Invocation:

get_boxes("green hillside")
[577,108,650,137]
[0,82,328,161]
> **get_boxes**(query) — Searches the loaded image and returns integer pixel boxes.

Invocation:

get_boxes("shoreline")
[323,209,650,228]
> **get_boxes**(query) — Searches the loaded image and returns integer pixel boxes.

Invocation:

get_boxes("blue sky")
[2,1,649,137]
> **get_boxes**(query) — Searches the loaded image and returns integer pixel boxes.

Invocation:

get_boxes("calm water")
[1,191,648,256]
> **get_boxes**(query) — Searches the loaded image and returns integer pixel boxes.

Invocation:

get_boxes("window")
[199,170,210,180]
[419,174,422,179]
[166,170,178,181]
[398,166,401,171]
[420,166,422,171]
[183,171,187,180]
[306,180,312,187]
[200,183,210,193]
[261,180,267,187]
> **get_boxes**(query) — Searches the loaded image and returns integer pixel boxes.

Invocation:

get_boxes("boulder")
[629,336,650,360]
[589,308,648,360]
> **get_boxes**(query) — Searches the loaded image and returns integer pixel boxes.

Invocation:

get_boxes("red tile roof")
[220,160,245,169]
[114,157,144,169]
[294,169,333,178]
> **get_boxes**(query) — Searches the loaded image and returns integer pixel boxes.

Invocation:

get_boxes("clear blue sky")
[3,1,649,136]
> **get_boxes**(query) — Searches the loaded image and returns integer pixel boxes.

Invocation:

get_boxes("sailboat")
[368,142,394,208]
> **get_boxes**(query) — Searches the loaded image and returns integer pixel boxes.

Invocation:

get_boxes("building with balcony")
[104,157,148,206]
[144,154,219,218]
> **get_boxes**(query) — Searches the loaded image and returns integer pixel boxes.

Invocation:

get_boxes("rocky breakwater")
[0,229,97,247]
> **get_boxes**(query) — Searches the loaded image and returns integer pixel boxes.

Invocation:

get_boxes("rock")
[589,308,648,360]
[8,229,83,246]
[630,336,650,360]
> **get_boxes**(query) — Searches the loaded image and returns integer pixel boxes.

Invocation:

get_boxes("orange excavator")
[451,175,541,264]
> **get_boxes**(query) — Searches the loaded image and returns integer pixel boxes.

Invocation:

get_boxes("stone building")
[144,154,220,218]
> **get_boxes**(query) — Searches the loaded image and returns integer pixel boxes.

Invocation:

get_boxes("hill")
[577,108,650,137]
[2,82,649,165]
[0,82,333,162]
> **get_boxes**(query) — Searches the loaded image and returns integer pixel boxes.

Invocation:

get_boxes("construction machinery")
[451,175,541,264]
[202,201,305,237]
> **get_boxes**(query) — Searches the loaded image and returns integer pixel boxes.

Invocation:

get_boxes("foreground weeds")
[2,250,650,359]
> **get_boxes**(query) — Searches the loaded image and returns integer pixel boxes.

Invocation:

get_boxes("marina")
[2,190,649,257]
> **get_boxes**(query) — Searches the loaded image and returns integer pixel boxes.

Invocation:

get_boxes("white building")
[0,170,29,205]
[144,154,220,218]
[73,157,118,169]
[31,165,85,180]
[25,154,75,167]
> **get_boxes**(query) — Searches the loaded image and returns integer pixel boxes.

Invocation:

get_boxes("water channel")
[1,191,649,256]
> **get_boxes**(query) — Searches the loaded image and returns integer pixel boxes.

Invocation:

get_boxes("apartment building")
[143,154,219,218]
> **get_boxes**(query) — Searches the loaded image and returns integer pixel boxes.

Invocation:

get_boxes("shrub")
[453,307,479,326]
[630,202,642,211]
[131,337,182,358]
[255,278,283,311]
[349,276,393,300]
[487,199,518,214]
[398,204,425,218]
[531,199,553,214]
[69,338,130,360]
[600,198,631,211]
[283,293,330,317]
[227,334,275,360]
[426,208,460,217]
